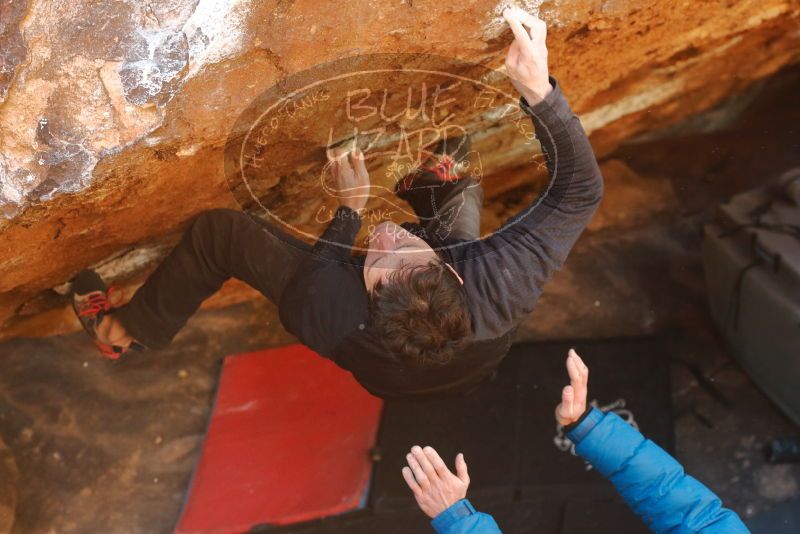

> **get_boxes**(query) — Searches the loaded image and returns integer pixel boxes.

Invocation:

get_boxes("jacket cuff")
[519,76,574,125]
[566,406,604,445]
[431,499,476,533]
[562,406,592,434]
[312,205,362,259]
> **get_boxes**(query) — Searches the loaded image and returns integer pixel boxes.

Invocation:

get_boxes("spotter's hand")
[326,145,370,212]
[503,6,552,105]
[555,349,589,426]
[402,445,470,519]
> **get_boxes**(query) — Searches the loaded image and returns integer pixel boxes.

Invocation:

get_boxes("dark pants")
[115,175,483,349]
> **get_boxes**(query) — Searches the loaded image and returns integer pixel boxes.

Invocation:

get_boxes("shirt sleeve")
[277,206,368,356]
[431,499,502,534]
[456,76,604,339]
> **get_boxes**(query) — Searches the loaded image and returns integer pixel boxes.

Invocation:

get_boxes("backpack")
[703,167,800,425]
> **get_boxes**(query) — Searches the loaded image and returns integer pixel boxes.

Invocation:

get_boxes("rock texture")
[0,436,17,534]
[1,0,800,340]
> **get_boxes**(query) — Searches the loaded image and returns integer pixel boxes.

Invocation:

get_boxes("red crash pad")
[174,344,383,534]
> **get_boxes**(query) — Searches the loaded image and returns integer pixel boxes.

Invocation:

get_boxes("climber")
[71,7,604,399]
[401,349,750,534]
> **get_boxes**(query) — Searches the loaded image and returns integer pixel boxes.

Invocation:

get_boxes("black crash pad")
[255,337,672,534]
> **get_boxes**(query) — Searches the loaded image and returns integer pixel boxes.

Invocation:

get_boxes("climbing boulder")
[1,0,799,339]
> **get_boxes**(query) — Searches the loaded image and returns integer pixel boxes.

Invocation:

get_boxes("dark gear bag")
[703,167,800,425]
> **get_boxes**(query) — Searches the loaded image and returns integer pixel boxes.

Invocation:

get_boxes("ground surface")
[2,297,798,533]
[1,65,799,534]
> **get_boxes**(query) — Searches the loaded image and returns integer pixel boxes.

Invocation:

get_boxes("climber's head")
[364,221,471,366]
[363,221,463,288]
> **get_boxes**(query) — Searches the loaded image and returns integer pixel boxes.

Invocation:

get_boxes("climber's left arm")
[491,7,604,273]
[456,9,603,337]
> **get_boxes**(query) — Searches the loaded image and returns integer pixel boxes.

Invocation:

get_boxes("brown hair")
[369,259,472,366]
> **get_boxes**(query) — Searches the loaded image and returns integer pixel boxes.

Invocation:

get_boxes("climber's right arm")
[277,149,370,356]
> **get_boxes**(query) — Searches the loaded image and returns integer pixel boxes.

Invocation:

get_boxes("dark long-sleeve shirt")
[278,77,604,399]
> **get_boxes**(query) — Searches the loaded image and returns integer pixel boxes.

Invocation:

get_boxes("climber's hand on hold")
[503,6,552,106]
[327,145,370,212]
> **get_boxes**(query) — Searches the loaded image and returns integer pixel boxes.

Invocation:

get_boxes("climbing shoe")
[71,269,145,360]
[398,134,473,194]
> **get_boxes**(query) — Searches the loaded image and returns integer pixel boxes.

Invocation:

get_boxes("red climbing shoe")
[71,269,145,360]
[397,134,472,194]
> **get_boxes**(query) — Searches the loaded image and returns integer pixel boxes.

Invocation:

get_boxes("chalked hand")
[327,145,370,212]
[503,6,552,105]
[402,445,470,519]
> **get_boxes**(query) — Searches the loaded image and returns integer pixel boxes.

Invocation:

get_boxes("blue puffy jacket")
[431,407,749,534]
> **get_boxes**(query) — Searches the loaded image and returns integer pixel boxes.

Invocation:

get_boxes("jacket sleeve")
[277,206,367,356]
[304,205,363,262]
[430,499,502,534]
[567,408,749,534]
[459,76,604,338]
